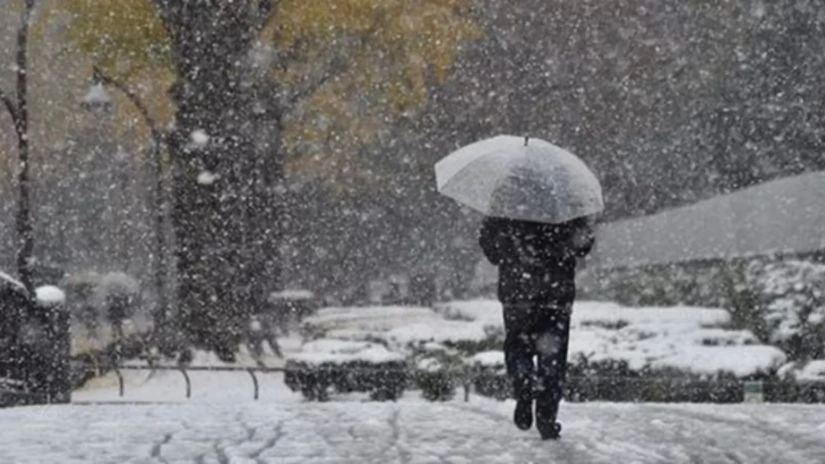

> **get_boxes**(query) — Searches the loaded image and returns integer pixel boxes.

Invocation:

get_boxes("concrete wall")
[588,171,825,270]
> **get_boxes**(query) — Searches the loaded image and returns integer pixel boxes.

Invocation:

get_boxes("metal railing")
[114,365,286,400]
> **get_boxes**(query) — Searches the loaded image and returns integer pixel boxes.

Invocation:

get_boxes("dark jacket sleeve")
[478,217,504,265]
[569,218,595,258]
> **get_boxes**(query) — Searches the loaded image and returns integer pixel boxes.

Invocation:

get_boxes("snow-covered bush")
[63,270,143,345]
[411,344,474,401]
[284,340,408,401]
[467,351,510,400]
[590,258,825,361]
[97,272,141,324]
[748,260,825,360]
[414,357,457,402]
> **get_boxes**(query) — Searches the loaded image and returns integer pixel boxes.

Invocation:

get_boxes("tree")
[0,0,36,292]
[63,0,477,358]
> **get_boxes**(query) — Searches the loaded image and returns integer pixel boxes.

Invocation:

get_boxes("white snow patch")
[302,305,440,342]
[386,320,493,348]
[468,350,505,368]
[270,289,315,300]
[417,357,443,372]
[35,285,66,305]
[780,360,825,381]
[798,361,825,381]
[289,339,404,365]
[98,271,140,296]
[82,83,111,106]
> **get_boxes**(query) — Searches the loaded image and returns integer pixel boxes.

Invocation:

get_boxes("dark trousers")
[502,301,572,422]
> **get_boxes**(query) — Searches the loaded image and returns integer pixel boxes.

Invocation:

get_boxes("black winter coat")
[478,216,595,305]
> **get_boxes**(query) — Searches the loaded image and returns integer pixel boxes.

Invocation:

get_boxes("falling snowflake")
[190,130,210,147]
[197,171,220,185]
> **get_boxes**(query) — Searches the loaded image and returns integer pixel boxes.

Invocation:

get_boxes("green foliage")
[61,0,171,72]
[60,0,479,193]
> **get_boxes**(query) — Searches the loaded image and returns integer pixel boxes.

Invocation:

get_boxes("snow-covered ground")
[3,395,825,463]
[48,301,824,463]
[73,335,304,404]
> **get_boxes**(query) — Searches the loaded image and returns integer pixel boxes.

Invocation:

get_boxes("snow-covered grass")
[385,320,496,350]
[780,360,825,382]
[588,258,825,361]
[297,300,786,377]
[289,339,404,365]
[74,335,305,403]
[301,305,442,342]
[568,302,786,377]
[428,300,785,377]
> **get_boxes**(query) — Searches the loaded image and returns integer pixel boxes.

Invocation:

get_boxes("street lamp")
[81,68,170,340]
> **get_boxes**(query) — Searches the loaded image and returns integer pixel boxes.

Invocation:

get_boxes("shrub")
[589,257,825,362]
[415,369,456,402]
[468,355,811,403]
[412,349,470,401]
[284,359,408,401]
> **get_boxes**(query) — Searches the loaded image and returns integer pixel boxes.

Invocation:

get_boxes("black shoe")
[537,421,562,440]
[513,399,533,430]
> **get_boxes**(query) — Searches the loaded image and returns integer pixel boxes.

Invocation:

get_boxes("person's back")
[479,216,594,304]
[478,215,595,440]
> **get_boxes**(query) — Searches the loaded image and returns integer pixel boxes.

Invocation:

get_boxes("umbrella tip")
[524,136,529,146]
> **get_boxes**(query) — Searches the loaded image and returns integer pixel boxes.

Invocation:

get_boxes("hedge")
[284,359,408,401]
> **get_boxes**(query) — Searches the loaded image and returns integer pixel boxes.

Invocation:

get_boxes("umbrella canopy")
[435,135,604,224]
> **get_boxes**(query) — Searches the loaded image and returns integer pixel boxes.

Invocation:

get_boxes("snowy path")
[2,396,824,463]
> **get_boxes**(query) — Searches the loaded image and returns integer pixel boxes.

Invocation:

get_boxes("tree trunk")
[159,6,283,358]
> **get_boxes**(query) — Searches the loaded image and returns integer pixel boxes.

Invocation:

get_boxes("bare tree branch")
[92,66,166,145]
[253,0,278,34]
[283,49,351,109]
[286,72,336,109]
[0,87,18,129]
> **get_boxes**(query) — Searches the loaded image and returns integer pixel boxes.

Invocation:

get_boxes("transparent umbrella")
[435,135,604,224]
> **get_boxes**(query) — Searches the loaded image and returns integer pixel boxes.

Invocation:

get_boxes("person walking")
[478,215,594,439]
[435,135,603,440]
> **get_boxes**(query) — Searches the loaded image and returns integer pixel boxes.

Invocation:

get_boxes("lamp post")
[82,68,170,337]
